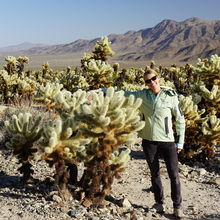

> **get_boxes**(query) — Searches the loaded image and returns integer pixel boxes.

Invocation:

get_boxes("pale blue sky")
[0,0,219,47]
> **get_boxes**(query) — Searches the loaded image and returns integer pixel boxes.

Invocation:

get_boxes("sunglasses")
[145,75,157,84]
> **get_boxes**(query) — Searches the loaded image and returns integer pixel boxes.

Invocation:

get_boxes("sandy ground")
[112,144,220,220]
[0,142,219,220]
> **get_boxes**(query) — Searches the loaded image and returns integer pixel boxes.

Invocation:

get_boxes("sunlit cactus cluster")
[83,59,115,89]
[4,86,144,206]
[81,36,115,64]
[196,54,220,84]
[59,71,90,93]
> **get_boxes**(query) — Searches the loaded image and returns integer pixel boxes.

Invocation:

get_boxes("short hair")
[144,69,158,76]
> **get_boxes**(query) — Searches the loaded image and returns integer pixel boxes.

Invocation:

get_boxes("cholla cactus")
[76,87,145,207]
[202,110,220,146]
[83,59,114,89]
[0,70,19,103]
[5,113,42,182]
[125,68,141,82]
[178,94,219,161]
[84,59,113,74]
[183,110,220,161]
[59,71,89,93]
[17,77,39,96]
[115,68,145,87]
[81,52,95,67]
[192,55,220,118]
[150,60,155,69]
[178,95,206,127]
[196,54,220,84]
[42,117,91,158]
[80,37,116,90]
[17,56,29,75]
[78,87,145,144]
[109,148,131,167]
[81,36,115,68]
[159,77,175,89]
[3,56,29,76]
[54,89,87,119]
[41,117,91,200]
[199,85,219,101]
[119,81,146,91]
[35,82,64,109]
[157,64,195,95]
[4,56,18,74]
[93,36,115,61]
[42,62,53,77]
[112,63,120,73]
[198,85,220,113]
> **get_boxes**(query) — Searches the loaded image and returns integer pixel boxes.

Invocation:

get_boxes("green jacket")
[124,86,185,144]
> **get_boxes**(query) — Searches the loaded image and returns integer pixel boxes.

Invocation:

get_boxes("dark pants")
[142,139,182,209]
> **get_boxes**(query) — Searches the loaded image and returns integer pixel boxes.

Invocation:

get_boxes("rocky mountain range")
[0,42,46,52]
[1,17,220,66]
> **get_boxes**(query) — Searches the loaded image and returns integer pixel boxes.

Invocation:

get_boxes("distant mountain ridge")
[0,42,47,52]
[1,17,220,64]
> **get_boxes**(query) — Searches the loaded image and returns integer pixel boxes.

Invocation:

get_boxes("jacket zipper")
[164,116,169,136]
[151,92,160,140]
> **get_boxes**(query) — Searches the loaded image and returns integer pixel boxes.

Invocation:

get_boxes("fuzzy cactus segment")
[83,59,114,89]
[5,113,42,149]
[119,81,146,91]
[109,149,131,167]
[178,95,206,127]
[202,110,220,145]
[5,113,42,182]
[77,87,145,146]
[42,117,91,159]
[199,85,220,102]
[94,36,115,58]
[54,89,87,118]
[35,82,64,108]
[196,54,220,77]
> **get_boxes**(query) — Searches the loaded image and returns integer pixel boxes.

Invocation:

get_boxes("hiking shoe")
[173,208,184,218]
[151,203,165,213]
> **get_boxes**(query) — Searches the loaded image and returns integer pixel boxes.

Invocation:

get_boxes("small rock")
[140,178,145,183]
[198,168,206,176]
[68,209,77,217]
[75,207,87,217]
[209,177,220,185]
[17,212,24,218]
[88,217,100,220]
[82,198,92,207]
[118,198,132,208]
[52,194,62,203]
[33,203,41,209]
[188,205,198,214]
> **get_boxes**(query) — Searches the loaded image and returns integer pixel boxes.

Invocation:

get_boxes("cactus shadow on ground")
[0,169,54,200]
[130,149,146,160]
[0,171,37,200]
